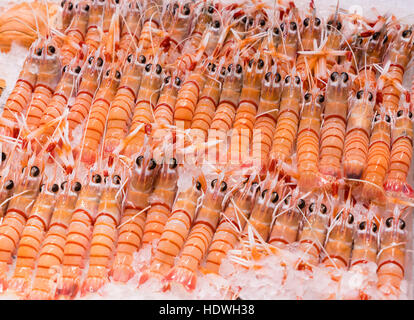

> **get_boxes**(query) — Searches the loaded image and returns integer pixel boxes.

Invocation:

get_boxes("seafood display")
[0,0,413,300]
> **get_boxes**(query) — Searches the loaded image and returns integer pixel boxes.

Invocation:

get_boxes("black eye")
[39,184,45,192]
[248,17,254,26]
[403,29,412,38]
[259,19,266,27]
[251,182,259,193]
[61,0,66,7]
[227,64,232,72]
[275,73,281,83]
[60,181,67,190]
[30,166,40,177]
[327,20,333,29]
[169,157,177,169]
[213,20,220,29]
[113,175,121,185]
[63,66,68,73]
[297,199,305,209]
[318,95,325,103]
[399,219,406,230]
[139,55,146,64]
[68,2,73,10]
[284,195,291,205]
[375,113,381,122]
[320,204,327,214]
[248,59,254,68]
[115,71,121,79]
[242,17,247,24]
[196,181,202,190]
[208,6,214,14]
[148,159,157,170]
[368,92,374,102]
[261,189,268,198]
[303,18,309,27]
[75,66,81,74]
[73,181,82,192]
[337,22,342,31]
[330,72,339,82]
[183,4,191,15]
[309,203,314,212]
[386,217,393,228]
[290,22,297,31]
[285,76,291,84]
[257,59,264,69]
[271,192,279,203]
[383,35,388,44]
[5,180,13,190]
[145,63,152,72]
[221,67,226,76]
[397,110,403,117]
[84,4,90,11]
[357,90,363,99]
[156,64,162,75]
[315,18,321,26]
[1,152,6,162]
[385,115,391,122]
[304,93,311,101]
[92,174,102,184]
[372,32,380,41]
[220,182,227,192]
[341,72,349,83]
[210,64,216,73]
[372,222,378,233]
[409,112,413,119]
[106,69,111,77]
[136,155,143,167]
[347,214,354,224]
[265,72,271,82]
[236,64,242,74]
[164,76,171,84]
[97,57,103,67]
[211,179,218,188]
[127,54,133,63]
[295,76,301,85]
[36,48,43,56]
[51,184,59,193]
[48,46,56,54]
[280,23,285,31]
[273,27,280,35]
[88,56,94,64]
[359,221,366,230]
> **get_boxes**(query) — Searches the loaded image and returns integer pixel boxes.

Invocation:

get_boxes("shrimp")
[58,172,103,298]
[37,62,82,150]
[229,55,266,166]
[319,70,350,178]
[111,154,159,282]
[269,73,302,169]
[103,53,146,158]
[207,59,243,166]
[24,38,62,135]
[142,157,179,246]
[268,188,305,247]
[165,178,229,292]
[61,0,75,32]
[122,61,163,158]
[377,212,407,298]
[80,64,122,166]
[296,194,331,270]
[0,40,41,139]
[251,69,283,170]
[142,175,203,282]
[384,100,414,198]
[342,88,376,179]
[60,0,90,66]
[0,158,43,291]
[29,179,82,300]
[118,0,142,60]
[137,0,163,57]
[84,0,106,55]
[361,111,391,202]
[296,91,324,190]
[67,54,104,135]
[8,180,60,294]
[204,179,259,274]
[81,172,125,295]
[276,18,299,79]
[381,27,414,113]
[190,62,224,145]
